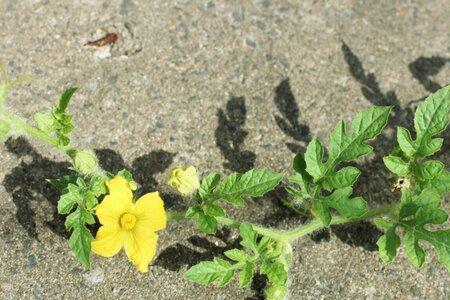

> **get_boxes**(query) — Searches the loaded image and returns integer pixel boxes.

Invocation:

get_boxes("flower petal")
[133,192,167,232]
[91,225,125,257]
[106,176,133,202]
[95,177,133,226]
[124,229,158,272]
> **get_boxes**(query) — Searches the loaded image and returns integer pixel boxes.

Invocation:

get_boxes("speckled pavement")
[0,1,449,299]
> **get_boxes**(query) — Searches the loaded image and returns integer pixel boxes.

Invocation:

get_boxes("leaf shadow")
[215,95,256,173]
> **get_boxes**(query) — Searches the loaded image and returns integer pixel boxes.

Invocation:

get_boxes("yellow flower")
[167,166,200,196]
[91,176,166,272]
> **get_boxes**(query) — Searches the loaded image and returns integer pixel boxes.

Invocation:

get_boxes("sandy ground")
[0,0,449,299]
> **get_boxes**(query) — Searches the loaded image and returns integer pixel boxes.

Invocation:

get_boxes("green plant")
[1,65,449,300]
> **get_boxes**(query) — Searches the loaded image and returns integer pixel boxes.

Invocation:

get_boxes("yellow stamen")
[120,213,137,230]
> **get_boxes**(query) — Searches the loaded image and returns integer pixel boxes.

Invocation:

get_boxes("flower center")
[120,213,137,230]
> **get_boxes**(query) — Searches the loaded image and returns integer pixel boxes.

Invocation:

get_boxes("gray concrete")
[0,0,449,299]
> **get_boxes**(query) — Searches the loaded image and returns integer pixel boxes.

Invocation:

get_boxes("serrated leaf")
[322,166,360,191]
[413,85,450,157]
[184,258,235,286]
[257,236,271,253]
[203,203,225,217]
[328,106,391,164]
[373,218,395,231]
[49,175,78,191]
[185,206,202,218]
[397,127,416,157]
[239,261,254,287]
[377,226,400,263]
[67,207,93,268]
[116,169,134,182]
[261,262,287,285]
[196,213,218,234]
[404,230,426,268]
[57,192,76,214]
[89,176,107,197]
[311,199,331,226]
[224,249,250,262]
[399,207,450,272]
[313,187,368,226]
[217,169,283,206]
[293,153,313,182]
[383,155,410,177]
[198,172,220,199]
[424,170,450,196]
[325,187,367,220]
[239,223,257,251]
[56,87,77,113]
[415,160,444,180]
[399,188,440,219]
[304,138,326,181]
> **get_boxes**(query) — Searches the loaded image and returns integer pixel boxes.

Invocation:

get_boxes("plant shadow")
[153,227,240,271]
[215,95,256,173]
[2,137,179,240]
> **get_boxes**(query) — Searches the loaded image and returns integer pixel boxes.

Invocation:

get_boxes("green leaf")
[322,166,360,191]
[57,192,76,214]
[217,169,283,206]
[185,206,202,218]
[325,187,368,220]
[184,258,234,286]
[196,212,218,234]
[328,106,391,164]
[261,261,287,285]
[424,170,450,196]
[257,236,271,253]
[415,160,444,180]
[383,155,409,177]
[399,188,440,219]
[398,207,450,272]
[304,138,326,181]
[224,249,250,262]
[311,199,331,226]
[313,187,368,226]
[239,223,257,251]
[397,127,416,157]
[377,226,400,263]
[116,169,134,182]
[293,153,313,183]
[49,175,78,191]
[238,261,254,288]
[404,230,426,268]
[56,87,78,113]
[373,218,395,231]
[89,176,107,197]
[413,85,450,157]
[203,203,225,217]
[198,173,220,199]
[66,207,93,268]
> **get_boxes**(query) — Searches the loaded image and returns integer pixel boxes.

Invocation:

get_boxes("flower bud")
[72,149,100,176]
[167,166,200,196]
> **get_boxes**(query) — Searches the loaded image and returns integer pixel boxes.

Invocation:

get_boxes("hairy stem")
[169,203,399,243]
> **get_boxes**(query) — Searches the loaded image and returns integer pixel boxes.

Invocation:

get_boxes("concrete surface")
[0,0,449,299]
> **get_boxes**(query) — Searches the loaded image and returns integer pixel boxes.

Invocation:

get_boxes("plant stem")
[211,203,398,243]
